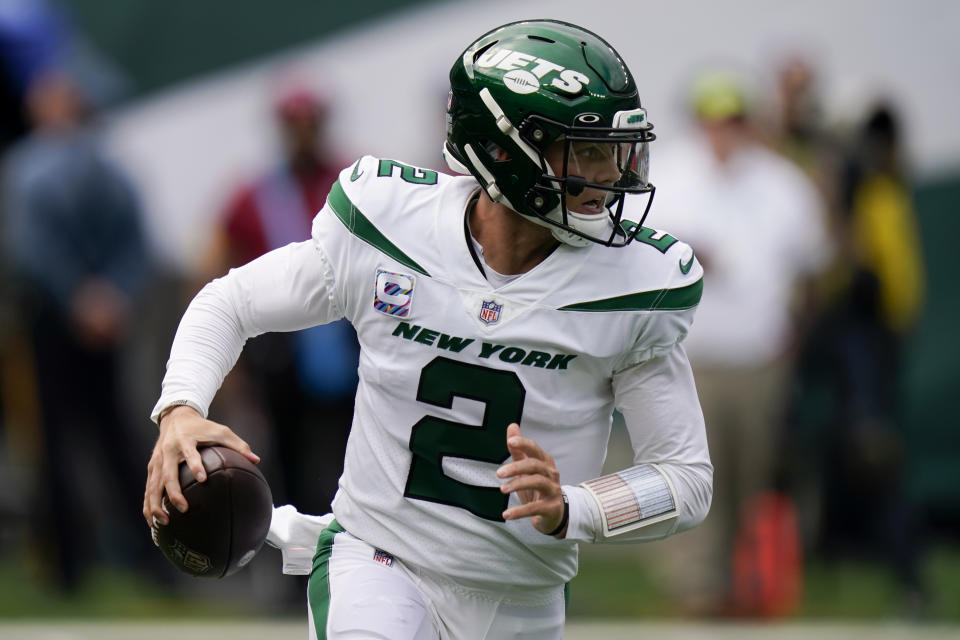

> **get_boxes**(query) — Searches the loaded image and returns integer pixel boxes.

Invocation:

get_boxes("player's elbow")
[673,460,713,534]
[190,273,253,337]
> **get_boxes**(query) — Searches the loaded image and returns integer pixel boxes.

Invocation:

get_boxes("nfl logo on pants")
[479,300,502,325]
[373,549,393,567]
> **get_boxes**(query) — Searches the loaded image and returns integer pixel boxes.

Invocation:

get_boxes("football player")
[144,19,712,640]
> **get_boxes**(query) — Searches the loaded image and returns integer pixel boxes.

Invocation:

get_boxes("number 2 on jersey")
[404,357,526,521]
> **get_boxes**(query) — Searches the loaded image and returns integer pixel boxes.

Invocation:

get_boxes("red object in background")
[732,491,803,617]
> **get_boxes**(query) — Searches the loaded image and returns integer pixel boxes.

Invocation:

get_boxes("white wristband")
[579,464,678,538]
[150,398,205,425]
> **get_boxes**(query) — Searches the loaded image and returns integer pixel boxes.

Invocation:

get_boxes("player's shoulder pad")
[317,156,465,278]
[655,232,703,289]
[332,155,445,220]
[323,155,454,241]
[569,225,703,309]
[638,227,703,311]
[663,237,703,310]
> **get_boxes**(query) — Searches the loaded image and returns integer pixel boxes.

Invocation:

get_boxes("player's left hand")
[497,423,567,538]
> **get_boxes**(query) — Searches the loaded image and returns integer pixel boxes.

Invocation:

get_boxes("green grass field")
[3,551,958,621]
[2,542,959,638]
[1,620,959,640]
[569,543,960,620]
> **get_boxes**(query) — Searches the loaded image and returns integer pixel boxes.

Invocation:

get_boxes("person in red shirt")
[218,89,342,265]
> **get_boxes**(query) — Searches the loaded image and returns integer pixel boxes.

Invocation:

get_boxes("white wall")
[103,0,960,271]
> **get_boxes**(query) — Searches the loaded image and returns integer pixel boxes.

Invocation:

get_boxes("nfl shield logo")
[373,549,394,567]
[479,300,502,325]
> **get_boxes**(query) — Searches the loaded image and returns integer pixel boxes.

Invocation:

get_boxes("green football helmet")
[444,19,656,247]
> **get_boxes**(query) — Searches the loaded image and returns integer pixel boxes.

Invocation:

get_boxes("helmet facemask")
[523,112,656,247]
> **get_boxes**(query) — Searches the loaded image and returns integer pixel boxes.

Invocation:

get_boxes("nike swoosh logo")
[679,250,695,275]
[350,159,363,182]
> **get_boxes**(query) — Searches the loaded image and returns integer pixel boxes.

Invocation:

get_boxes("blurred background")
[0,0,957,631]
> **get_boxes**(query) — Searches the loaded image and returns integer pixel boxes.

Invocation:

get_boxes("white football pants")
[307,521,565,640]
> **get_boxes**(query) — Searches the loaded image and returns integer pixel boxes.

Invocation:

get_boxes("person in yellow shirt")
[799,102,927,610]
[847,106,925,333]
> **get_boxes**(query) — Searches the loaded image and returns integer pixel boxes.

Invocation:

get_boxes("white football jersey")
[311,156,703,590]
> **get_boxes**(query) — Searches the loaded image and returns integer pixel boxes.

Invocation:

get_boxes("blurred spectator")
[1,68,154,591]
[636,70,832,616]
[203,85,358,518]
[842,105,925,335]
[0,0,67,151]
[0,0,126,153]
[764,55,845,214]
[0,0,128,491]
[792,102,927,608]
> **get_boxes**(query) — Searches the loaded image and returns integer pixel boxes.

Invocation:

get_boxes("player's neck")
[470,192,560,276]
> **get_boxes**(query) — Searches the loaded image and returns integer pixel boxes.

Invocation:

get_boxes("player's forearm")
[562,458,711,544]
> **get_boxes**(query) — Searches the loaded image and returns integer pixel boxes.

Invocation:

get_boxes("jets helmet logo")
[503,70,540,94]
[475,47,590,95]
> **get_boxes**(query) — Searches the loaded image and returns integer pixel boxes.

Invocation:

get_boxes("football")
[152,446,273,578]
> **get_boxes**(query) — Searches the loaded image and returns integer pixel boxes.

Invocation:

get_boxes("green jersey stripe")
[327,180,431,277]
[308,519,346,640]
[559,278,703,312]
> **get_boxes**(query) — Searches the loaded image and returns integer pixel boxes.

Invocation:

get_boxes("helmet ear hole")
[479,139,509,162]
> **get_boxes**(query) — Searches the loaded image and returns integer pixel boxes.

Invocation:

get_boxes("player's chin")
[568,201,606,216]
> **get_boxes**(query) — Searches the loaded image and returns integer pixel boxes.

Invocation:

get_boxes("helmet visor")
[558,135,652,202]
[563,139,649,188]
[619,139,650,189]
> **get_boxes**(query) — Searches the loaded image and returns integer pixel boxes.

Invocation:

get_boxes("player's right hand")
[143,405,259,528]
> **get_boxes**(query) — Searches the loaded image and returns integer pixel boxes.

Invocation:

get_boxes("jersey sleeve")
[150,238,341,422]
[564,238,711,543]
